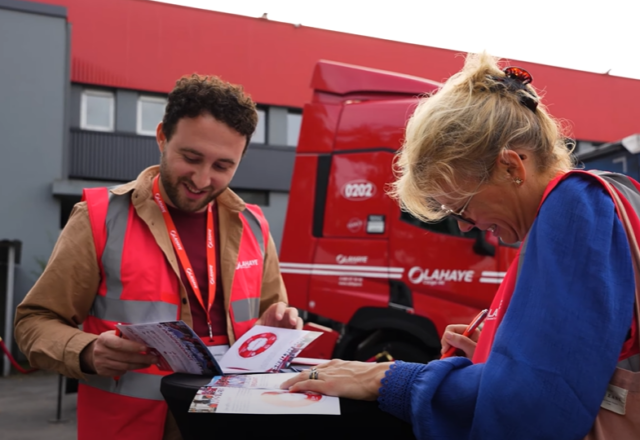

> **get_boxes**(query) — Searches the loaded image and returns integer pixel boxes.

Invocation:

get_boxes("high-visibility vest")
[473,170,639,365]
[77,187,269,440]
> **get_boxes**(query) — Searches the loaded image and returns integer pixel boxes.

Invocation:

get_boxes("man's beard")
[159,154,226,212]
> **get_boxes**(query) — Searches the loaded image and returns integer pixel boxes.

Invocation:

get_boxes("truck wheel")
[352,330,439,364]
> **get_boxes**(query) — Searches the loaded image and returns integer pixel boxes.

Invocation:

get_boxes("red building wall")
[37,0,640,142]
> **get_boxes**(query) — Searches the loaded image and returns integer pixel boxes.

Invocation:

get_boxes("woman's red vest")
[473,170,640,365]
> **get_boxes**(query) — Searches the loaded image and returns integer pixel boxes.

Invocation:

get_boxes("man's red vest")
[77,186,269,440]
[473,170,640,365]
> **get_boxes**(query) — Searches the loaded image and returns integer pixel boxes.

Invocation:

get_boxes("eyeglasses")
[441,193,476,226]
[441,180,485,226]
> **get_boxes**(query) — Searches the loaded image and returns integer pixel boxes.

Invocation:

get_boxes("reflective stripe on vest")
[230,208,265,323]
[240,207,266,257]
[229,204,269,338]
[84,371,164,401]
[91,191,178,324]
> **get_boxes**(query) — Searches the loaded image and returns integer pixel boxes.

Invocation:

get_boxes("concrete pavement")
[0,370,77,440]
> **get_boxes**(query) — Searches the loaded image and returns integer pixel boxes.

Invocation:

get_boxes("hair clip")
[491,66,539,112]
[503,67,532,85]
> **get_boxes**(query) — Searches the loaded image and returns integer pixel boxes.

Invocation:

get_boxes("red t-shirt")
[167,204,226,338]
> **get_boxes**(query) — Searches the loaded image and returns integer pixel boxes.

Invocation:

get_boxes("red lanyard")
[152,175,217,340]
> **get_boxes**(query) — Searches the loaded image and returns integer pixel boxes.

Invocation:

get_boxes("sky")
[153,0,640,80]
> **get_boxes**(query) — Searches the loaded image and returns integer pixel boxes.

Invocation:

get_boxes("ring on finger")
[308,367,319,380]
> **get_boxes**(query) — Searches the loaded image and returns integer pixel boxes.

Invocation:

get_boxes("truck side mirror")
[473,231,496,257]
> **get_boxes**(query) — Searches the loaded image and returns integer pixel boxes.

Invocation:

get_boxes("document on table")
[206,372,298,389]
[189,387,340,415]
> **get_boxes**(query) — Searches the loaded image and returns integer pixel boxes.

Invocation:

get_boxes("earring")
[514,178,523,185]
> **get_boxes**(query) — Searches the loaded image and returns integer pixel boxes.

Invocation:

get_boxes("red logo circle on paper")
[238,332,278,358]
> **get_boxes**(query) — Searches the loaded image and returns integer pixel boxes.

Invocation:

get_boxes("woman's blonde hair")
[389,52,574,222]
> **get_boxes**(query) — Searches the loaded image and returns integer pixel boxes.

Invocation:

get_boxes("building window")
[287,112,302,147]
[251,108,266,144]
[81,90,114,131]
[137,96,167,136]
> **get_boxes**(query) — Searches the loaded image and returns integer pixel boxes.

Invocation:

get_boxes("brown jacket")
[14,166,287,439]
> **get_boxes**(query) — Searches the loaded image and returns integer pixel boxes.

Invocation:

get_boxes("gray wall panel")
[69,129,160,181]
[0,9,67,310]
[69,130,295,191]
[233,146,295,191]
[0,0,66,18]
[116,89,137,133]
[259,192,289,253]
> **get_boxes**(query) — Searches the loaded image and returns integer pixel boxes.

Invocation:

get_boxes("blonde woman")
[282,53,639,439]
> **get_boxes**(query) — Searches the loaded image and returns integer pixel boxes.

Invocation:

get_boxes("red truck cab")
[280,60,518,362]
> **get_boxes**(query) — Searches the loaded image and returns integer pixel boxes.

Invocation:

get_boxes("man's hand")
[255,302,303,330]
[80,330,158,377]
[440,324,480,359]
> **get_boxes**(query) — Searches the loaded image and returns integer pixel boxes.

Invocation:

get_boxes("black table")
[161,373,416,439]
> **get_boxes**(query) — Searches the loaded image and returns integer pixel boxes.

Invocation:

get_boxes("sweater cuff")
[64,331,98,379]
[378,361,424,422]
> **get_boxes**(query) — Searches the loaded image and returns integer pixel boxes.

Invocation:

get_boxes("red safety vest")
[77,186,269,440]
[474,170,640,364]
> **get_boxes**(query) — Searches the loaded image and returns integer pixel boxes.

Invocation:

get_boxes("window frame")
[250,108,267,144]
[80,89,115,132]
[286,110,303,148]
[136,95,167,136]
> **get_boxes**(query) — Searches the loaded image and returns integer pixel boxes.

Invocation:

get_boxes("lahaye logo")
[185,267,197,287]
[347,218,363,232]
[237,259,259,270]
[341,180,376,201]
[408,267,474,286]
[486,300,502,321]
[336,254,368,264]
[169,230,183,251]
[208,264,215,285]
[154,194,167,213]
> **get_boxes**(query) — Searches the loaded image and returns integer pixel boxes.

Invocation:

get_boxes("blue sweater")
[378,174,636,439]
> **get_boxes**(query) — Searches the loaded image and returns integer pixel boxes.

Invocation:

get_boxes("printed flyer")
[116,320,221,375]
[220,325,322,374]
[206,372,299,389]
[189,387,340,415]
[116,321,322,375]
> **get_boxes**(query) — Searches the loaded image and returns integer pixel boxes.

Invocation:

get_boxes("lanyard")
[152,175,217,340]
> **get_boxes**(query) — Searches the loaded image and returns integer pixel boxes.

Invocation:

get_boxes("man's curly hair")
[162,74,257,148]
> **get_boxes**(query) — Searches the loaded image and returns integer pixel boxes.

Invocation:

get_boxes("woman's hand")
[280,359,392,401]
[440,324,481,359]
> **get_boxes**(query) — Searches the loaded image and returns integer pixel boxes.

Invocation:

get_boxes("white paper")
[207,345,230,364]
[116,321,322,375]
[206,373,298,389]
[291,357,330,366]
[189,387,340,415]
[218,325,321,373]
